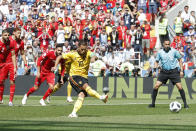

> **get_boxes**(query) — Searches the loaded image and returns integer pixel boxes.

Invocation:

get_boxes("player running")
[52,40,108,118]
[22,44,63,106]
[0,29,17,106]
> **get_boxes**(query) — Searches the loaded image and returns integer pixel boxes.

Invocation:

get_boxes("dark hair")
[2,29,9,34]
[159,13,165,23]
[78,40,88,46]
[56,44,63,48]
[13,27,21,32]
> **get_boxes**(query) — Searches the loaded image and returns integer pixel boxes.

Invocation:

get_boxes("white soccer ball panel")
[169,101,182,112]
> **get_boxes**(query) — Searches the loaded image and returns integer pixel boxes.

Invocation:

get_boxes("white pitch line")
[4,102,173,107]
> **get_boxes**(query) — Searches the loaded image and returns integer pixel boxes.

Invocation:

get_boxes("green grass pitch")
[0,96,196,131]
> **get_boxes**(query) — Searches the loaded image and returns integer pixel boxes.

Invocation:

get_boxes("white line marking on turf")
[11,102,171,107]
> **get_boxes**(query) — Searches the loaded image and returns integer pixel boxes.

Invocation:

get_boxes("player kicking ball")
[52,40,108,118]
[22,44,63,106]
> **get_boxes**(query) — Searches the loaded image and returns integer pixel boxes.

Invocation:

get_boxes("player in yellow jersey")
[52,40,108,118]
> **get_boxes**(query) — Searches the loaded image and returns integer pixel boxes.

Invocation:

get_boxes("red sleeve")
[9,40,15,52]
[60,59,66,76]
[37,51,49,66]
[20,41,25,51]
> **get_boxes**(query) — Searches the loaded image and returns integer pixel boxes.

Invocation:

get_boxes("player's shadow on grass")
[0,120,196,131]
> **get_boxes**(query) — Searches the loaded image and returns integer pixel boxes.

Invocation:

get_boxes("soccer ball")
[169,101,182,112]
[103,87,109,94]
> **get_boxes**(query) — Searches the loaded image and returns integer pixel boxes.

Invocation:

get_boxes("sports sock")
[179,89,187,105]
[72,97,84,113]
[51,83,61,95]
[9,84,15,102]
[85,86,101,99]
[27,87,36,97]
[0,85,4,101]
[67,82,72,97]
[151,89,158,105]
[43,88,53,100]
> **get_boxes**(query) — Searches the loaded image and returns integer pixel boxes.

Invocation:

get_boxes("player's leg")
[149,81,162,107]
[149,71,168,108]
[22,76,43,105]
[68,92,85,118]
[0,72,5,103]
[8,64,16,106]
[70,76,108,103]
[50,74,63,95]
[67,82,73,103]
[0,65,8,103]
[176,82,189,108]
[83,83,108,103]
[170,69,189,108]
[41,73,55,106]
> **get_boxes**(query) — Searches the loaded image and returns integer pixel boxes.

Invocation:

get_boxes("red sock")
[27,87,36,97]
[9,84,15,102]
[42,88,53,100]
[0,85,4,101]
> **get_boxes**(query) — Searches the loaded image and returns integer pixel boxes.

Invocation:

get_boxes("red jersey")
[142,24,151,39]
[117,26,127,40]
[5,36,24,63]
[0,40,15,64]
[37,50,57,73]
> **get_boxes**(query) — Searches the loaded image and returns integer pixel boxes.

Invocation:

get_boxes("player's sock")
[85,86,101,99]
[72,97,84,113]
[27,87,36,97]
[51,83,61,95]
[9,84,15,102]
[151,88,158,105]
[67,83,72,97]
[179,89,187,106]
[0,85,4,101]
[43,88,53,100]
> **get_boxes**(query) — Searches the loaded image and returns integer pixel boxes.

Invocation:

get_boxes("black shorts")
[69,75,88,96]
[157,68,181,85]
[57,73,69,84]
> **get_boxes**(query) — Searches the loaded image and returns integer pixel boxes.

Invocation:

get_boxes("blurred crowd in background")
[0,0,195,77]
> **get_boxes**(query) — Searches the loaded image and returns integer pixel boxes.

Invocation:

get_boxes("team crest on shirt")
[79,81,82,84]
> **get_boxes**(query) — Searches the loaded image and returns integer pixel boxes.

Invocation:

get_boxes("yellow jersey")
[62,50,93,78]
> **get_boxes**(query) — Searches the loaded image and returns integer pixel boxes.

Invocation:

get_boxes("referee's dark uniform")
[149,47,189,108]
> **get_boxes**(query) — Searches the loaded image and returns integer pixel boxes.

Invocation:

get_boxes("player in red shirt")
[22,44,63,106]
[0,29,17,106]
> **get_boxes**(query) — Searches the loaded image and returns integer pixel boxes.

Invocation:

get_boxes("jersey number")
[78,61,84,67]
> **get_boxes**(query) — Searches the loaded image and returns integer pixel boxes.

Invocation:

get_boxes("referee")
[149,39,189,108]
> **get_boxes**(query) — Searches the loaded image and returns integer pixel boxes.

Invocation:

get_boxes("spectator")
[109,26,119,47]
[117,20,127,47]
[55,22,65,44]
[137,8,146,25]
[181,5,190,22]
[137,0,147,13]
[148,0,157,15]
[90,57,106,76]
[158,13,168,46]
[99,28,108,47]
[190,11,196,26]
[123,8,134,29]
[174,11,183,35]
[141,19,151,60]
[134,27,143,64]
